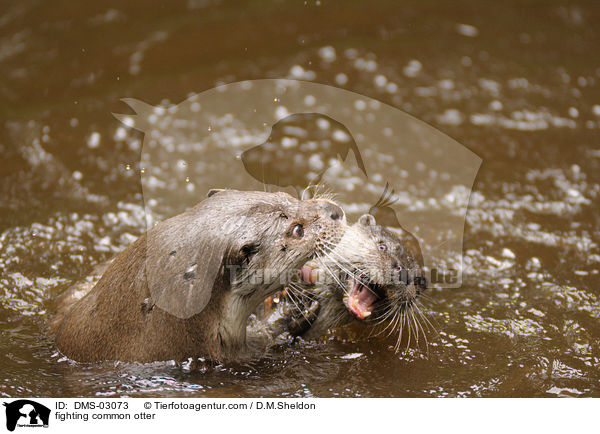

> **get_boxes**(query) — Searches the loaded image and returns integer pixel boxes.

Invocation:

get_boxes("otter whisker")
[285,284,316,323]
[414,301,438,335]
[414,292,435,303]
[381,311,400,338]
[413,307,429,354]
[372,308,395,328]
[316,245,357,275]
[310,183,338,203]
[394,313,404,353]
[404,310,412,351]
[392,309,404,339]
[314,252,348,290]
[315,248,363,291]
[410,308,420,347]
[372,301,398,328]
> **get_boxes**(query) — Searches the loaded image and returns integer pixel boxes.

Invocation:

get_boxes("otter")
[52,190,347,363]
[271,214,427,349]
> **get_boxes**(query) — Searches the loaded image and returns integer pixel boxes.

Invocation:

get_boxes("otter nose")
[322,201,345,221]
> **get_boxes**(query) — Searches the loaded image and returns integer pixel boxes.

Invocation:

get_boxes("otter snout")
[321,200,345,222]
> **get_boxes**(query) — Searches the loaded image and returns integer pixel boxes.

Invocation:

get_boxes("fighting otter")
[272,214,427,350]
[52,190,347,362]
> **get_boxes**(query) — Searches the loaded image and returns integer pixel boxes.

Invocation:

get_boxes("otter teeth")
[347,280,378,320]
[299,265,318,285]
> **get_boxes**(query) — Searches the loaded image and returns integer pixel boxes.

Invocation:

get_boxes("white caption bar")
[0,398,596,433]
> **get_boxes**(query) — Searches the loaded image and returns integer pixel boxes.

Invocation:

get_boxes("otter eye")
[378,242,387,252]
[292,224,304,239]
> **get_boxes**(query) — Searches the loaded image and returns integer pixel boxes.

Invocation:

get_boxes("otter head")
[335,214,426,322]
[221,190,347,308]
[287,214,427,345]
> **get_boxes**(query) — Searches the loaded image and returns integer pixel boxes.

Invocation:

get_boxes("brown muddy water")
[1,0,600,397]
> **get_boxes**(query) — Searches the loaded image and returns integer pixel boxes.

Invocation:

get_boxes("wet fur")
[52,190,346,362]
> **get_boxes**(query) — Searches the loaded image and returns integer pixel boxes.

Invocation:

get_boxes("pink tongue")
[348,282,378,320]
[300,265,318,285]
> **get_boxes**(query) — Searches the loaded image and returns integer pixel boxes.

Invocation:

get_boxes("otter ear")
[207,188,226,198]
[144,206,242,319]
[358,214,376,226]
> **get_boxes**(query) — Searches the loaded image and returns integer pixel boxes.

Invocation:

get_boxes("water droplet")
[87,132,101,148]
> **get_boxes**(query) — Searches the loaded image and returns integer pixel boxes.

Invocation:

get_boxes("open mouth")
[299,266,385,321]
[345,277,384,321]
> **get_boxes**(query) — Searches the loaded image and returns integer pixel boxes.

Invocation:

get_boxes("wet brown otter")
[52,190,347,363]
[273,214,427,350]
